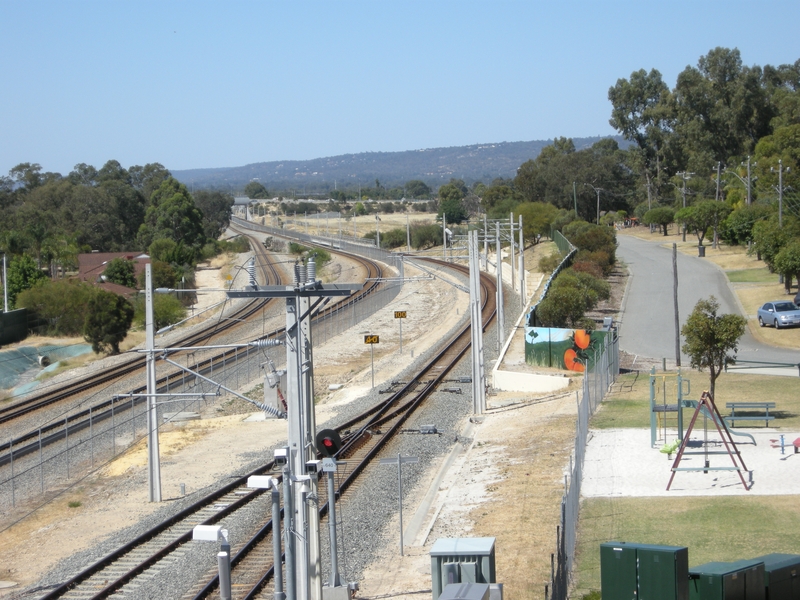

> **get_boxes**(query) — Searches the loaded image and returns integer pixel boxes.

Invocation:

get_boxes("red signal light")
[316,429,342,457]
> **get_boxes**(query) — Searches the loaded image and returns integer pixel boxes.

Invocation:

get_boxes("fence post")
[89,405,94,468]
[65,416,69,479]
[10,438,15,507]
[39,428,44,493]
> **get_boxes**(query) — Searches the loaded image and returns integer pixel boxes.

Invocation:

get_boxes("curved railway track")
[38,259,497,600]
[0,232,384,472]
[0,232,285,426]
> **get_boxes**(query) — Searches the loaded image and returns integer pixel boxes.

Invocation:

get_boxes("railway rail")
[0,230,384,496]
[37,258,496,600]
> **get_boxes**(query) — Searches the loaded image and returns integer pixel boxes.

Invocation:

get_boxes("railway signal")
[316,429,342,457]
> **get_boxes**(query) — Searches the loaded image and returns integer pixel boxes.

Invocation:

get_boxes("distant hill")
[173,136,625,192]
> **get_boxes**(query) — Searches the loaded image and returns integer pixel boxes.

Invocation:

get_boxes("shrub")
[17,279,99,336]
[575,249,614,276]
[411,223,442,249]
[381,228,408,249]
[538,250,563,273]
[132,293,186,331]
[571,260,604,279]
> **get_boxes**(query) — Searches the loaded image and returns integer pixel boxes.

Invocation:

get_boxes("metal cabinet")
[431,538,496,600]
[600,542,689,600]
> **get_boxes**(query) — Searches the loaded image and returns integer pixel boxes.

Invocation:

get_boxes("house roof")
[78,252,150,283]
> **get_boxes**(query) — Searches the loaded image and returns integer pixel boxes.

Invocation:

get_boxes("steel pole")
[509,212,516,294]
[145,264,162,502]
[397,455,404,556]
[272,487,285,600]
[496,222,505,353]
[327,470,341,587]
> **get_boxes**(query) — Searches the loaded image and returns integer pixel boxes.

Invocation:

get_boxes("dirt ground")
[0,231,597,599]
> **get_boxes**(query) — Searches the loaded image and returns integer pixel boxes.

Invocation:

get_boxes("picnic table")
[725,402,776,427]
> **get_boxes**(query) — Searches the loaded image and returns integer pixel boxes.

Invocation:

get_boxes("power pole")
[145,264,161,502]
[495,222,505,354]
[673,244,681,368]
[509,213,516,295]
[469,230,486,414]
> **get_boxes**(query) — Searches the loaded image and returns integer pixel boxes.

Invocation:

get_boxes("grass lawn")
[726,268,781,283]
[594,370,800,430]
[573,496,800,596]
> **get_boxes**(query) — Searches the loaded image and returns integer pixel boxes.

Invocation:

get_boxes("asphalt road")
[617,235,799,371]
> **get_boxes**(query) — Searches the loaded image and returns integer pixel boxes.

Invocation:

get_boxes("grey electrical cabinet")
[600,542,689,600]
[439,583,490,600]
[431,538,496,600]
[750,554,800,600]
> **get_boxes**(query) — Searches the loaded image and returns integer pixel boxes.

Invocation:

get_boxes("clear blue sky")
[1,0,798,177]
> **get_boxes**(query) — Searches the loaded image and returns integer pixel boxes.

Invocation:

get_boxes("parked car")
[757,301,800,328]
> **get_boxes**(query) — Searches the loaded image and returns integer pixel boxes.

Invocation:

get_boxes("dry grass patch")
[470,410,575,600]
[573,495,800,597]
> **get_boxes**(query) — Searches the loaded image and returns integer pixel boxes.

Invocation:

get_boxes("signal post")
[228,257,361,600]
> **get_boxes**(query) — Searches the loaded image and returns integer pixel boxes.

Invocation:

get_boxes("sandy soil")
[582,427,800,498]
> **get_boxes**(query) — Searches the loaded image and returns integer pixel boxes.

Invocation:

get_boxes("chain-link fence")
[0,224,405,513]
[549,331,619,600]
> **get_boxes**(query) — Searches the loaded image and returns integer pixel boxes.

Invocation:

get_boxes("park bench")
[724,402,776,427]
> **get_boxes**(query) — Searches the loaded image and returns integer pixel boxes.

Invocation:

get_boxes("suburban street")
[617,235,800,371]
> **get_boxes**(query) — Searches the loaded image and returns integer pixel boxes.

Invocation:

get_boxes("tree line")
[0,160,237,352]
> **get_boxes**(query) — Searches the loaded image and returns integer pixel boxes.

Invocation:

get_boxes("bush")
[538,250,563,273]
[571,260,604,279]
[575,249,614,276]
[289,242,309,255]
[536,286,596,329]
[554,269,610,302]
[381,228,408,249]
[17,279,98,336]
[132,293,186,331]
[411,223,442,249]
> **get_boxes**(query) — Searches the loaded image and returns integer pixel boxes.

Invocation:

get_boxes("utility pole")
[746,156,753,205]
[495,222,505,354]
[145,264,161,502]
[469,230,486,414]
[406,214,411,252]
[676,172,694,242]
[509,213,516,295]
[673,244,681,368]
[715,162,721,202]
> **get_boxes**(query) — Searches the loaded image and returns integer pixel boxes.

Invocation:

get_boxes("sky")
[1,0,799,177]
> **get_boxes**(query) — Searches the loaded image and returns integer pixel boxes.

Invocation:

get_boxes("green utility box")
[729,560,766,600]
[600,542,689,600]
[689,562,753,600]
[750,554,800,600]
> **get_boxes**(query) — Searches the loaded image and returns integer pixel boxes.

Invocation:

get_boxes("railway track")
[0,231,384,486]
[0,233,285,426]
[37,258,496,600]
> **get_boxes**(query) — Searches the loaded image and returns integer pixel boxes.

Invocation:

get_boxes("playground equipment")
[649,368,689,448]
[667,390,750,491]
[649,367,756,448]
